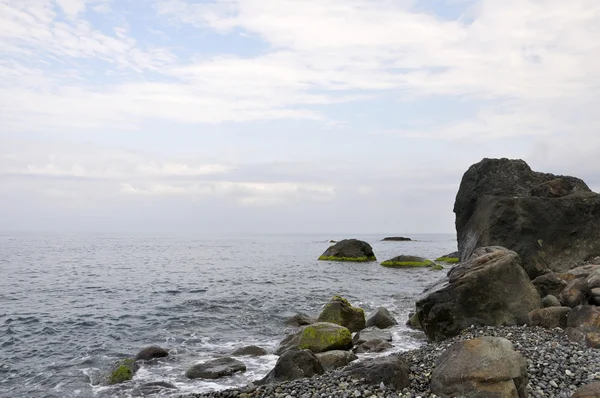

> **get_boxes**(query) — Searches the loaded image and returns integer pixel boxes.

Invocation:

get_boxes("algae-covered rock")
[275,322,352,355]
[381,255,434,268]
[107,358,139,385]
[317,296,365,332]
[431,264,444,271]
[318,239,376,262]
[435,251,460,263]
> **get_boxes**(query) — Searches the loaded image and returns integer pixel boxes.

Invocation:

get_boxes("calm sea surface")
[0,233,457,397]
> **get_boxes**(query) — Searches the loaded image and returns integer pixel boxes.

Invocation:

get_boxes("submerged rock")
[380,255,434,268]
[415,246,541,341]
[315,350,357,371]
[431,336,528,398]
[381,237,412,241]
[318,239,377,262]
[231,345,268,357]
[454,158,600,278]
[275,322,353,355]
[134,346,169,362]
[317,296,365,332]
[185,357,246,380]
[107,358,139,385]
[258,349,324,385]
[365,307,398,329]
[285,313,316,327]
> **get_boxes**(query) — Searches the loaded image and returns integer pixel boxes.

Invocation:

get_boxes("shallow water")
[0,233,456,397]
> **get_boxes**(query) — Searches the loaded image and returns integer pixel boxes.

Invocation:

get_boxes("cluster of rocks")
[318,239,457,269]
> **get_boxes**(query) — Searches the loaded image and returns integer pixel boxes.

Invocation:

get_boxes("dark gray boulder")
[532,273,568,298]
[134,346,169,362]
[318,239,376,262]
[285,313,316,327]
[366,307,398,329]
[185,357,246,379]
[415,247,541,341]
[352,339,393,354]
[431,336,528,398]
[527,307,571,328]
[342,355,410,390]
[454,158,600,278]
[542,295,561,307]
[315,350,357,371]
[381,236,412,241]
[559,278,590,307]
[566,305,600,329]
[258,349,324,385]
[231,345,268,356]
[352,326,392,345]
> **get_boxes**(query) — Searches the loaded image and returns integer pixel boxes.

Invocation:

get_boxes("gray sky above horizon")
[1,0,599,234]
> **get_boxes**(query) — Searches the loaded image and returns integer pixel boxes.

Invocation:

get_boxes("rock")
[231,346,268,356]
[136,381,178,395]
[317,296,365,332]
[586,331,600,348]
[285,313,316,327]
[527,307,571,328]
[533,273,568,298]
[431,264,444,271]
[380,255,434,268]
[258,349,324,385]
[365,307,398,329]
[559,278,590,307]
[342,355,410,390]
[406,312,423,330]
[591,288,600,306]
[566,305,600,329]
[134,346,169,362]
[275,322,353,355]
[315,350,357,371]
[381,237,412,241]
[318,239,377,262]
[572,381,600,397]
[107,358,139,385]
[564,327,586,342]
[542,294,562,307]
[588,270,600,289]
[352,339,393,354]
[352,326,392,345]
[185,357,246,380]
[430,336,528,398]
[454,158,600,278]
[415,247,541,341]
[567,264,600,279]
[435,251,460,263]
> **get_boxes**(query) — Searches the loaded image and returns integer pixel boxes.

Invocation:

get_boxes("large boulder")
[454,158,600,278]
[559,278,590,307]
[318,239,376,262]
[527,307,571,328]
[532,273,568,298]
[431,337,528,398]
[381,255,434,268]
[285,313,316,327]
[258,349,324,384]
[185,357,246,379]
[106,358,139,385]
[572,381,600,398]
[366,307,398,329]
[415,247,541,341]
[352,326,392,345]
[566,305,600,329]
[275,322,352,355]
[315,350,357,371]
[317,296,365,332]
[342,355,410,390]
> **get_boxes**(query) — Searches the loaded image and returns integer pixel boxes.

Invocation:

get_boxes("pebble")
[190,325,600,398]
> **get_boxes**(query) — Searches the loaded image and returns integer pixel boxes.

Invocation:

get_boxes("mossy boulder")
[317,296,365,332]
[318,239,376,262]
[107,358,138,385]
[275,322,353,354]
[381,255,435,268]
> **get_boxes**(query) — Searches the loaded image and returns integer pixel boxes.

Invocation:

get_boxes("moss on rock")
[317,296,366,332]
[381,259,435,268]
[318,255,377,262]
[298,323,353,352]
[108,359,137,385]
[431,264,444,271]
[435,256,460,263]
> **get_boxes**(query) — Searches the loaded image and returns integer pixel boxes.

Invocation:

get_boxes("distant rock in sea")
[318,239,377,262]
[381,237,412,242]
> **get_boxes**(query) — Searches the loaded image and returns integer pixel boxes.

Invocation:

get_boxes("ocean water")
[0,233,457,398]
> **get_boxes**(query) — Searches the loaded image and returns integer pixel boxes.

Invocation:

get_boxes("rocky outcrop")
[285,313,316,327]
[134,346,169,362]
[381,237,411,241]
[342,355,410,390]
[318,239,377,262]
[352,339,393,354]
[352,326,392,345]
[366,307,398,329]
[415,247,541,341]
[454,158,600,278]
[275,322,353,355]
[380,255,434,268]
[572,381,600,398]
[527,307,571,328]
[258,349,324,385]
[317,296,365,332]
[185,357,246,380]
[231,345,268,356]
[431,337,528,398]
[315,350,357,371]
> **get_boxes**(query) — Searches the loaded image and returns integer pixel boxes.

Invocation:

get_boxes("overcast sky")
[1,0,599,234]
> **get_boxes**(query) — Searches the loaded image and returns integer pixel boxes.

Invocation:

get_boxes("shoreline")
[189,325,600,398]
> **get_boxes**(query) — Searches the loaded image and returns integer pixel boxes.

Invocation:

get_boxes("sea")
[0,232,457,398]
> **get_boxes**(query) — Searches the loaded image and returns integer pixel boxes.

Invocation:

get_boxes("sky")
[1,0,599,234]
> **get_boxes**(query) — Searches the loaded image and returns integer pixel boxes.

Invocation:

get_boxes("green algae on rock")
[318,239,377,262]
[317,296,365,332]
[380,255,435,268]
[431,264,444,271]
[275,322,353,354]
[108,358,138,385]
[435,256,460,263]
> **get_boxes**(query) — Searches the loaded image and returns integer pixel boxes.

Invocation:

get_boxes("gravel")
[188,325,600,398]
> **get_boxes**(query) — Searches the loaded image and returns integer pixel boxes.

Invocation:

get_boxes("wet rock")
[185,357,246,380]
[317,296,365,332]
[352,326,392,345]
[134,346,169,362]
[275,322,352,355]
[258,349,324,385]
[365,307,398,329]
[342,354,410,390]
[231,346,268,357]
[315,350,357,371]
[107,358,139,385]
[352,338,393,354]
